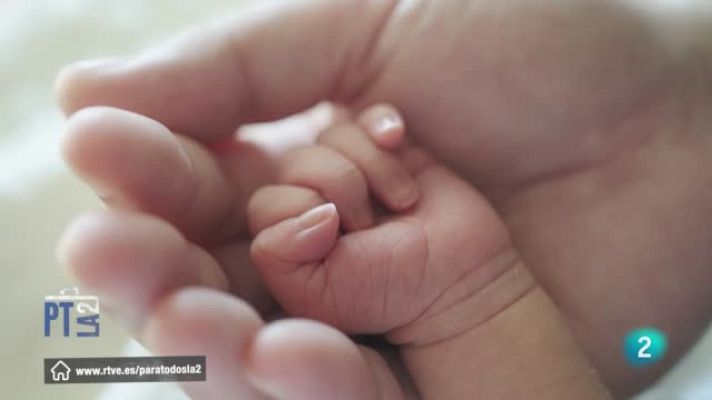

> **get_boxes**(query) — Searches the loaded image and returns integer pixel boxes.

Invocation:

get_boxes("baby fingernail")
[371,113,403,141]
[374,113,401,134]
[295,203,337,232]
[362,106,405,149]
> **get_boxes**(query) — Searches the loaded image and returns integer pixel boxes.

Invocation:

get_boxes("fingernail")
[295,203,337,232]
[364,109,404,150]
[372,113,402,138]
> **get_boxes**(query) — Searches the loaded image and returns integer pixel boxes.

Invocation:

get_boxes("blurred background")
[0,0,710,399]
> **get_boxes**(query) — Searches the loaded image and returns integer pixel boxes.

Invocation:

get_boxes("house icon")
[50,360,71,381]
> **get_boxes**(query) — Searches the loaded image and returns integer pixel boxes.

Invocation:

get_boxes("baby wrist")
[386,248,536,348]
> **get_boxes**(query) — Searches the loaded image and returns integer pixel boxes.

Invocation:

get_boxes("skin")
[247,116,609,399]
[248,117,526,342]
[55,0,712,398]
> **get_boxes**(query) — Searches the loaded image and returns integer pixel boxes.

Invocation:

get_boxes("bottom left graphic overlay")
[44,356,206,384]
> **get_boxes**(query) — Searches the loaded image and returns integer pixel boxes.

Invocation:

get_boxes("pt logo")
[44,287,100,337]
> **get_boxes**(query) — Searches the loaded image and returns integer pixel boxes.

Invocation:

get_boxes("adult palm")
[57,0,712,397]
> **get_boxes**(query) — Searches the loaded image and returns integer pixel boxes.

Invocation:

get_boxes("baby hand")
[247,105,533,346]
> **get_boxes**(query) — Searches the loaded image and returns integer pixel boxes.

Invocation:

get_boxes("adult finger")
[62,107,273,242]
[142,287,267,400]
[208,240,279,318]
[246,319,405,400]
[145,290,406,400]
[57,210,230,332]
[55,0,399,140]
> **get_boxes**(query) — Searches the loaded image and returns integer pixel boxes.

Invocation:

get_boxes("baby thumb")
[251,203,339,276]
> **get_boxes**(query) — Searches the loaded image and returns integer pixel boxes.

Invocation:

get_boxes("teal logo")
[623,327,667,367]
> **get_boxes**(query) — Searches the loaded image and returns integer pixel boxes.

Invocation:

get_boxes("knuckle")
[279,146,366,194]
[331,160,365,189]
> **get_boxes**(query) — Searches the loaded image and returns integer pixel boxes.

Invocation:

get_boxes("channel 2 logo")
[623,327,667,367]
[44,287,100,337]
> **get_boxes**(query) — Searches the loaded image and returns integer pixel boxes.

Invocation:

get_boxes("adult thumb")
[55,0,398,140]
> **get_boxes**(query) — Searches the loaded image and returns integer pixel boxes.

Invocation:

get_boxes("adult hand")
[58,104,418,400]
[56,0,712,397]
